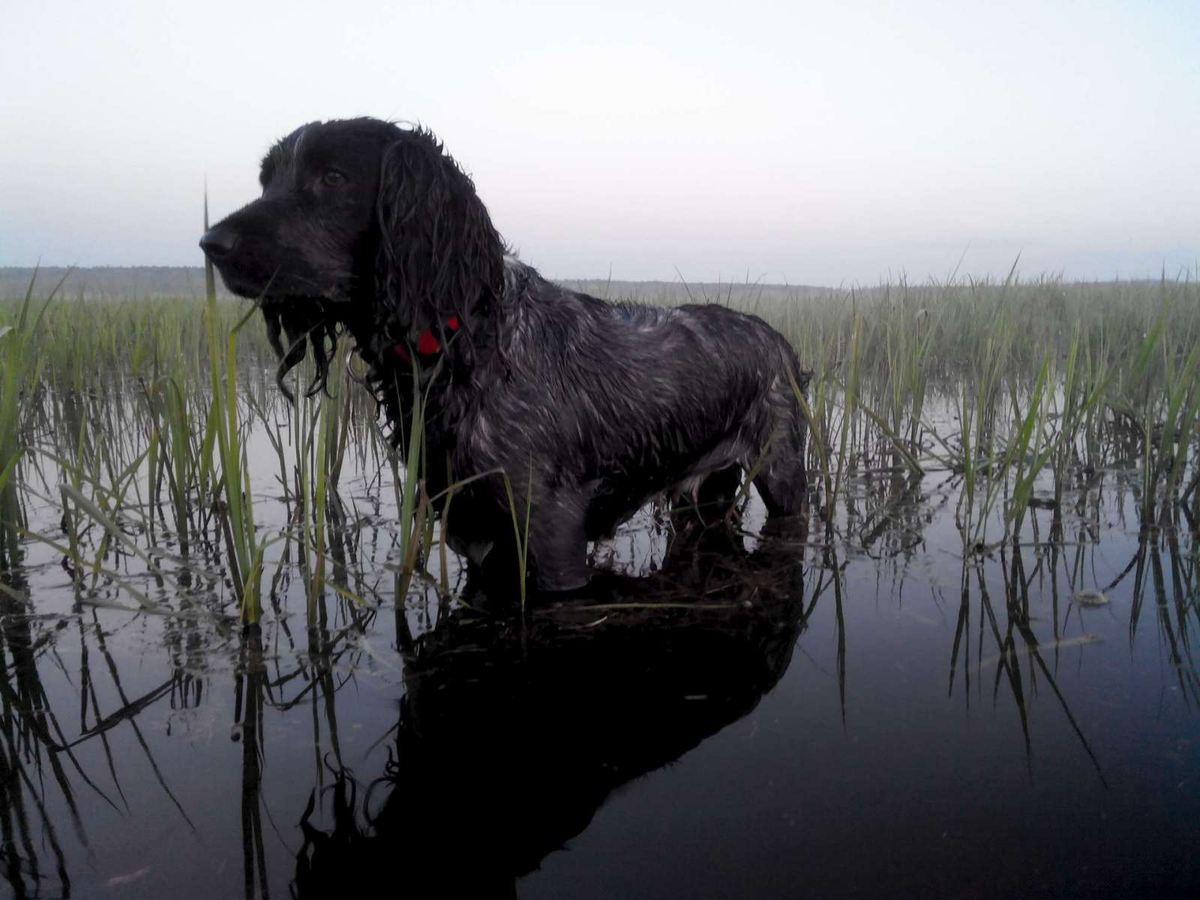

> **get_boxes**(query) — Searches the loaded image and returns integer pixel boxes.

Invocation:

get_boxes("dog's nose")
[200,225,239,260]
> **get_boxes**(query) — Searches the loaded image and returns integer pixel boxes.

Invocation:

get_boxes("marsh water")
[2,385,1199,900]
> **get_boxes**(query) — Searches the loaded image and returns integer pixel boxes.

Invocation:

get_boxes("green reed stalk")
[790,372,831,519]
[1006,353,1053,541]
[396,374,426,585]
[1156,342,1200,506]
[0,269,67,569]
[956,380,976,541]
[500,459,534,611]
[310,385,333,609]
[203,196,261,623]
[830,310,862,523]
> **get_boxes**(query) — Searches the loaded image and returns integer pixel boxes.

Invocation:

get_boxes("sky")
[1,0,1197,286]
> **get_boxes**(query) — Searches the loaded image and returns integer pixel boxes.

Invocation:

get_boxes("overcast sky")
[2,0,1197,285]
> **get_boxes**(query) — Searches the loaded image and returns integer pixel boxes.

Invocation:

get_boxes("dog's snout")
[200,225,240,260]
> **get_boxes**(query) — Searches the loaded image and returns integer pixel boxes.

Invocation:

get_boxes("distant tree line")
[2,266,830,303]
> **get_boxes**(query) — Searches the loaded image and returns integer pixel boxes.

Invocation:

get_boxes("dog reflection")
[293,521,809,898]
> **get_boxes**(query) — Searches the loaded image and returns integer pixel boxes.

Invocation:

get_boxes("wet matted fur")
[200,117,811,591]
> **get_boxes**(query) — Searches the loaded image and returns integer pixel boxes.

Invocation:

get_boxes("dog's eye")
[322,170,347,186]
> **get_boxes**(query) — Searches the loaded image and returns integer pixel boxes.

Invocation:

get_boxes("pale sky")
[2,0,1197,285]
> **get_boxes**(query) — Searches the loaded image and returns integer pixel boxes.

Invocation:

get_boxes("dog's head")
[200,117,505,396]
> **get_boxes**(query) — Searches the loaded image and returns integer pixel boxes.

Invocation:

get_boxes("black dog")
[200,117,810,591]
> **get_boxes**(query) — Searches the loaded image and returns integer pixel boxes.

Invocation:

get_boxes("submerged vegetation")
[0,266,1198,896]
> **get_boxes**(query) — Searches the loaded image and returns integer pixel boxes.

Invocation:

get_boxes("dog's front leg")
[527,494,590,593]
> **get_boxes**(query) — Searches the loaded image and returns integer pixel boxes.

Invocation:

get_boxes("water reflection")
[293,521,812,898]
[1,461,1198,897]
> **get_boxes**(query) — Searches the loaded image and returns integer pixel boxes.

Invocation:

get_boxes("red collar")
[392,316,460,363]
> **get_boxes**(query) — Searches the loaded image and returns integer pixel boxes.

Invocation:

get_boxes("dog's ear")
[375,129,504,349]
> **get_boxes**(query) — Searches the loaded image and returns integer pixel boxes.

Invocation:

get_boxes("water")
[2,401,1198,899]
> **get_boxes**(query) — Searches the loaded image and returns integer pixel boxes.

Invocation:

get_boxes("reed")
[0,269,69,569]
[201,196,262,623]
[1,265,1197,621]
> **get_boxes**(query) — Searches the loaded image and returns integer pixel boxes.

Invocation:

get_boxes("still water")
[2,413,1197,899]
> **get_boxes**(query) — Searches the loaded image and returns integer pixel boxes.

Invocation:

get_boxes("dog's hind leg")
[527,495,591,592]
[752,373,810,517]
[754,453,806,516]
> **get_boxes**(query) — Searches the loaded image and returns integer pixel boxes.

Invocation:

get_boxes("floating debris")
[980,634,1103,670]
[107,867,151,888]
[1073,590,1110,608]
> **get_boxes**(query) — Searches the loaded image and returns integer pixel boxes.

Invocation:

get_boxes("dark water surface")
[2,440,1198,899]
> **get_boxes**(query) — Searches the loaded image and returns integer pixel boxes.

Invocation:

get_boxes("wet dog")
[200,118,810,591]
